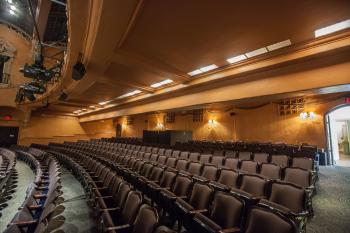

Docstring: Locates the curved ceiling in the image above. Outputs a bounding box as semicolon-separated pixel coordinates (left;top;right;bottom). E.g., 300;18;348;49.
27;0;350;117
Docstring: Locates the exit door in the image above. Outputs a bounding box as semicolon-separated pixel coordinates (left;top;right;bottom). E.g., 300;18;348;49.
0;126;19;148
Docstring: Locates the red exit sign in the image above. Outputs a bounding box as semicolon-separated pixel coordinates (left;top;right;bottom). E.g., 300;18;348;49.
346;97;350;104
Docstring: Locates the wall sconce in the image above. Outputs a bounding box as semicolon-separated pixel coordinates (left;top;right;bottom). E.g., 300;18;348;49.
156;122;165;130
299;111;316;120
208;119;217;125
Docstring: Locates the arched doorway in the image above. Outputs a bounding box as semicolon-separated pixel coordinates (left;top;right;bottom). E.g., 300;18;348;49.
325;104;350;166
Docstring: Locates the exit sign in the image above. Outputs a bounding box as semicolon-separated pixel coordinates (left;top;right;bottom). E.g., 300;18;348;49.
346;97;350;104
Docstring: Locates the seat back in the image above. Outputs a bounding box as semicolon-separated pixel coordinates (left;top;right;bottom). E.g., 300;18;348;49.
260;163;281;180
179;151;190;160
240;160;258;174
211;156;225;166
245;206;298;233
284;167;311;188
292;157;314;171
132;204;159;233
159;169;177;188
165;157;177;168
172;174;192;197
149;166;164;181
217;169;239;188
253;153;269;163
172;150;181;158
115;182;132;208
121;191;143;225
240;174;267;196
158;148;165;156
175;159;189;171
164;149;173;157
189;182;214;210
238;152;252;160
189;152;200;162
269;181;306;213
210;191;244;228
199;154;212;164
150;153;159;162
201;164;218;181
271;155;289;168
157;155;167;165
224;158;239;170
224;150;236;158
187;162;203;176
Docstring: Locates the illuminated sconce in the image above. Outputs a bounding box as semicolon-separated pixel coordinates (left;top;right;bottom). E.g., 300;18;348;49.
299;111;316;120
156;122;165;130
208;119;217;125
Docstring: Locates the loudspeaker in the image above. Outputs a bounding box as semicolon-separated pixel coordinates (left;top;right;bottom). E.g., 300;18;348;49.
72;61;86;80
59;92;68;101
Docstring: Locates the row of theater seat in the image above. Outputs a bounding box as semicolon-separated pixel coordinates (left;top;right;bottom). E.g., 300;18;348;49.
41;141;312;233
47;147;169;233
61;141;316;194
0;148;17;217
4;149;63;233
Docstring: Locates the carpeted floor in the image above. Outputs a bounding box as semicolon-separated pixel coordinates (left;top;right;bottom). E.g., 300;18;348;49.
307;166;350;233
0;161;35;232
56;168;98;233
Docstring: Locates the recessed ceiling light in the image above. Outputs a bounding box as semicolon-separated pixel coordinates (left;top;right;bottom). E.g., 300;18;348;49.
9;5;16;11
82;108;87;111
150;79;173;88
99;100;112;105
245;47;268;58
227;54;247;64
199;64;218;72
188;64;218;76
117;90;142;99
315;19;350;38
9;9;15;15
188;69;202;76
267;39;292;51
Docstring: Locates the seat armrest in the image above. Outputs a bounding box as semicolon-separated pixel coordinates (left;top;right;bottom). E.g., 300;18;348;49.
10;220;38;227
28;204;43;210
189;209;208;214
106;224;131;232
220;227;240;233
100;207;121;212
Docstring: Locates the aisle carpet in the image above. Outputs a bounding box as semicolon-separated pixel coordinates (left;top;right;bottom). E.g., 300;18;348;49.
307;166;350;233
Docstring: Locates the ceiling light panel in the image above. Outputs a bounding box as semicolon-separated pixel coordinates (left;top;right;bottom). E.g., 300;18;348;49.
267;39;292;51
245;47;268;58
315;19;350;38
188;64;218;76
150;79;173;88
117;90;142;99
227;54;247;64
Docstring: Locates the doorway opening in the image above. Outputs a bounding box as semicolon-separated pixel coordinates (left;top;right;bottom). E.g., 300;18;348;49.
0;126;19;148
325;105;350;166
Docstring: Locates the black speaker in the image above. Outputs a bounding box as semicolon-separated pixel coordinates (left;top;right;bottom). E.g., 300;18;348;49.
59;92;68;101
72;61;86;80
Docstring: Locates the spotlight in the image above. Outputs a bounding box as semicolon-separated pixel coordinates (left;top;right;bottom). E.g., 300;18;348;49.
20;64;56;82
0;55;10;63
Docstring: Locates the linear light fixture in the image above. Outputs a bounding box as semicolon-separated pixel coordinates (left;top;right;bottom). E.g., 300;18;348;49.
245;47;268;58
227;54;247;64
98;100;112;105
117;90;142;99
188;64;218;76
315;19;350;38
267;39;292;51
150;79;173;88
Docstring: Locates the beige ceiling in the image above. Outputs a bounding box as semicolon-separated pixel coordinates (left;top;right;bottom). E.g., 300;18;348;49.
38;0;350;116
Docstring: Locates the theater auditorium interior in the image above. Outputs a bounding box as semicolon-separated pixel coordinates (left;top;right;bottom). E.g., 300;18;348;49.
0;0;350;233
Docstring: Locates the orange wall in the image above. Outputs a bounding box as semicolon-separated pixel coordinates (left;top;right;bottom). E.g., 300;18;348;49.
116;98;345;148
